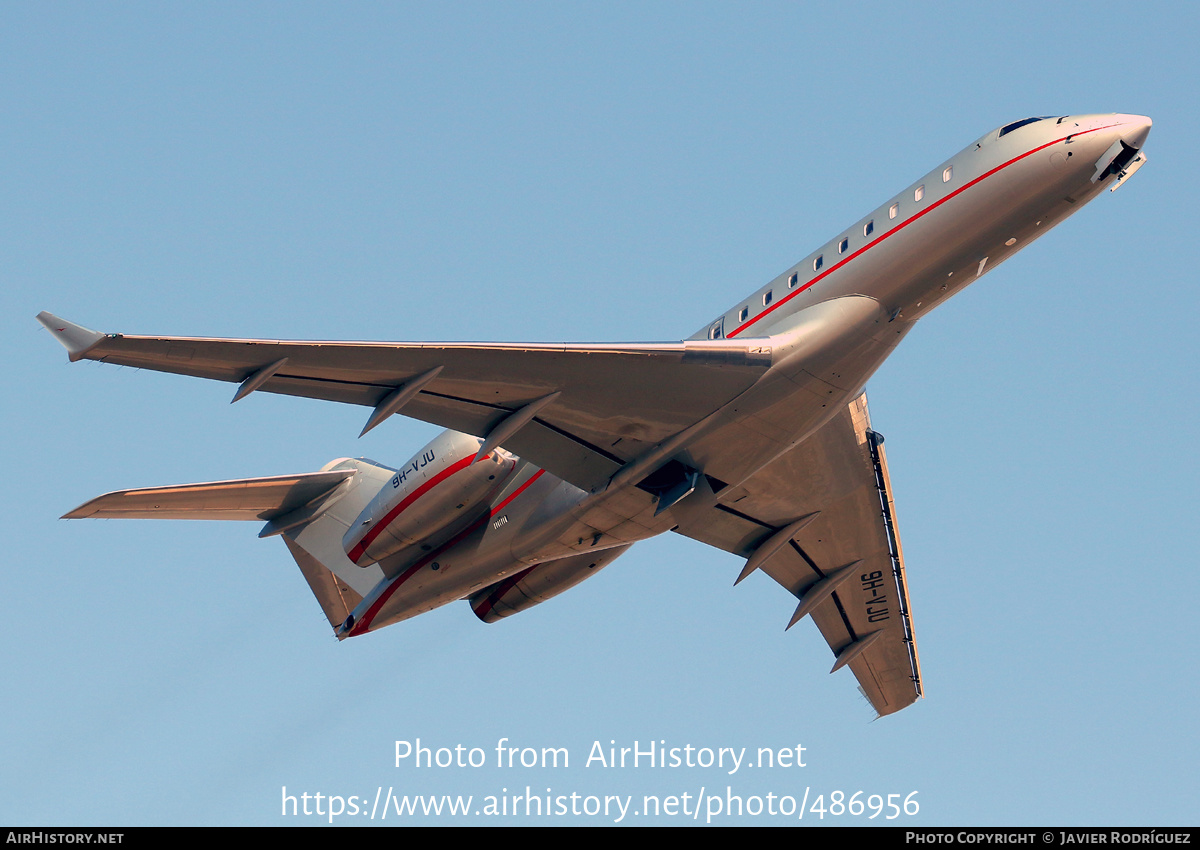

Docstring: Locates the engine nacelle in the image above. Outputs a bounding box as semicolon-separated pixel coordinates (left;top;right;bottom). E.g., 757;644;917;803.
468;544;632;623
344;430;516;566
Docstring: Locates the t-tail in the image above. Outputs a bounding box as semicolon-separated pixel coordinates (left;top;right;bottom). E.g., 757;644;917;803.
63;456;398;633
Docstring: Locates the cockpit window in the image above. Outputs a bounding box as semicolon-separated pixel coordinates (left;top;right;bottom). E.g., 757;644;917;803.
998;116;1053;137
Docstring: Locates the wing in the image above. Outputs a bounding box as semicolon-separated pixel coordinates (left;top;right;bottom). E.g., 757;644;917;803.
41;313;921;714
38;312;770;493
673;393;922;717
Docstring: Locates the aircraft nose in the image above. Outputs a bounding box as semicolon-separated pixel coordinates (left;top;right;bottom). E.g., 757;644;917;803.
1116;114;1152;149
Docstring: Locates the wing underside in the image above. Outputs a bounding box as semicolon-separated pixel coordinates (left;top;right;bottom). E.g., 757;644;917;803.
43;312;921;715
674;394;922;716
37;312;771;493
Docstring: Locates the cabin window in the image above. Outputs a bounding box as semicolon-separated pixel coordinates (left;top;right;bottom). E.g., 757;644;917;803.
914;185;925;202
788;272;798;288
763;290;773;306
838;237;849;254
864;220;874;237
709;321;723;339
738;306;748;322
889;203;899;219
943;166;953;183
813;255;823;272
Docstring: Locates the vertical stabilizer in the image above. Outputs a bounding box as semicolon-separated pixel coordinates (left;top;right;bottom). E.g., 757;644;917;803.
277;457;396;636
283;536;365;629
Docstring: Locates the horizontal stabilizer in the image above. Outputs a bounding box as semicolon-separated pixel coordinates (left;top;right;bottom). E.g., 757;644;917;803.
63;469;354;521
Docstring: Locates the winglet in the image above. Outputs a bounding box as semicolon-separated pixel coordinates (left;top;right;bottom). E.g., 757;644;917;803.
36;312;107;362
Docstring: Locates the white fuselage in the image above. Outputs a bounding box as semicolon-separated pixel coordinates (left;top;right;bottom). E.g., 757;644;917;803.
343;113;1152;636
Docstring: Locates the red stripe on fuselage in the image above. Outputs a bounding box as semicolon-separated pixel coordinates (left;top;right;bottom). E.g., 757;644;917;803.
725;124;1119;338
348;124;1123;635
488;468;547;516
348;468;548;636
471;565;537;620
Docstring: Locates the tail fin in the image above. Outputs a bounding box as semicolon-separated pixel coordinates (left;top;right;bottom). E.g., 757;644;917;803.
276;458;397;635
64;457;397;636
281;536;365;632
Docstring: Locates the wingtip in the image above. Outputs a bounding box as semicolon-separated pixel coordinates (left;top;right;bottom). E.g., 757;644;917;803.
37;312;106;362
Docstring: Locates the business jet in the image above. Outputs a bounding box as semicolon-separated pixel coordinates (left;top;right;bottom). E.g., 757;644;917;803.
39;112;1151;716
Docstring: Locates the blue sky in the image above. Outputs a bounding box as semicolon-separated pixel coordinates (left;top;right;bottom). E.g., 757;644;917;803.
4;2;1197;826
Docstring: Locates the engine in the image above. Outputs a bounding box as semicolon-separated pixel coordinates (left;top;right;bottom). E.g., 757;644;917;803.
344;430;517;566
468;544;632;623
